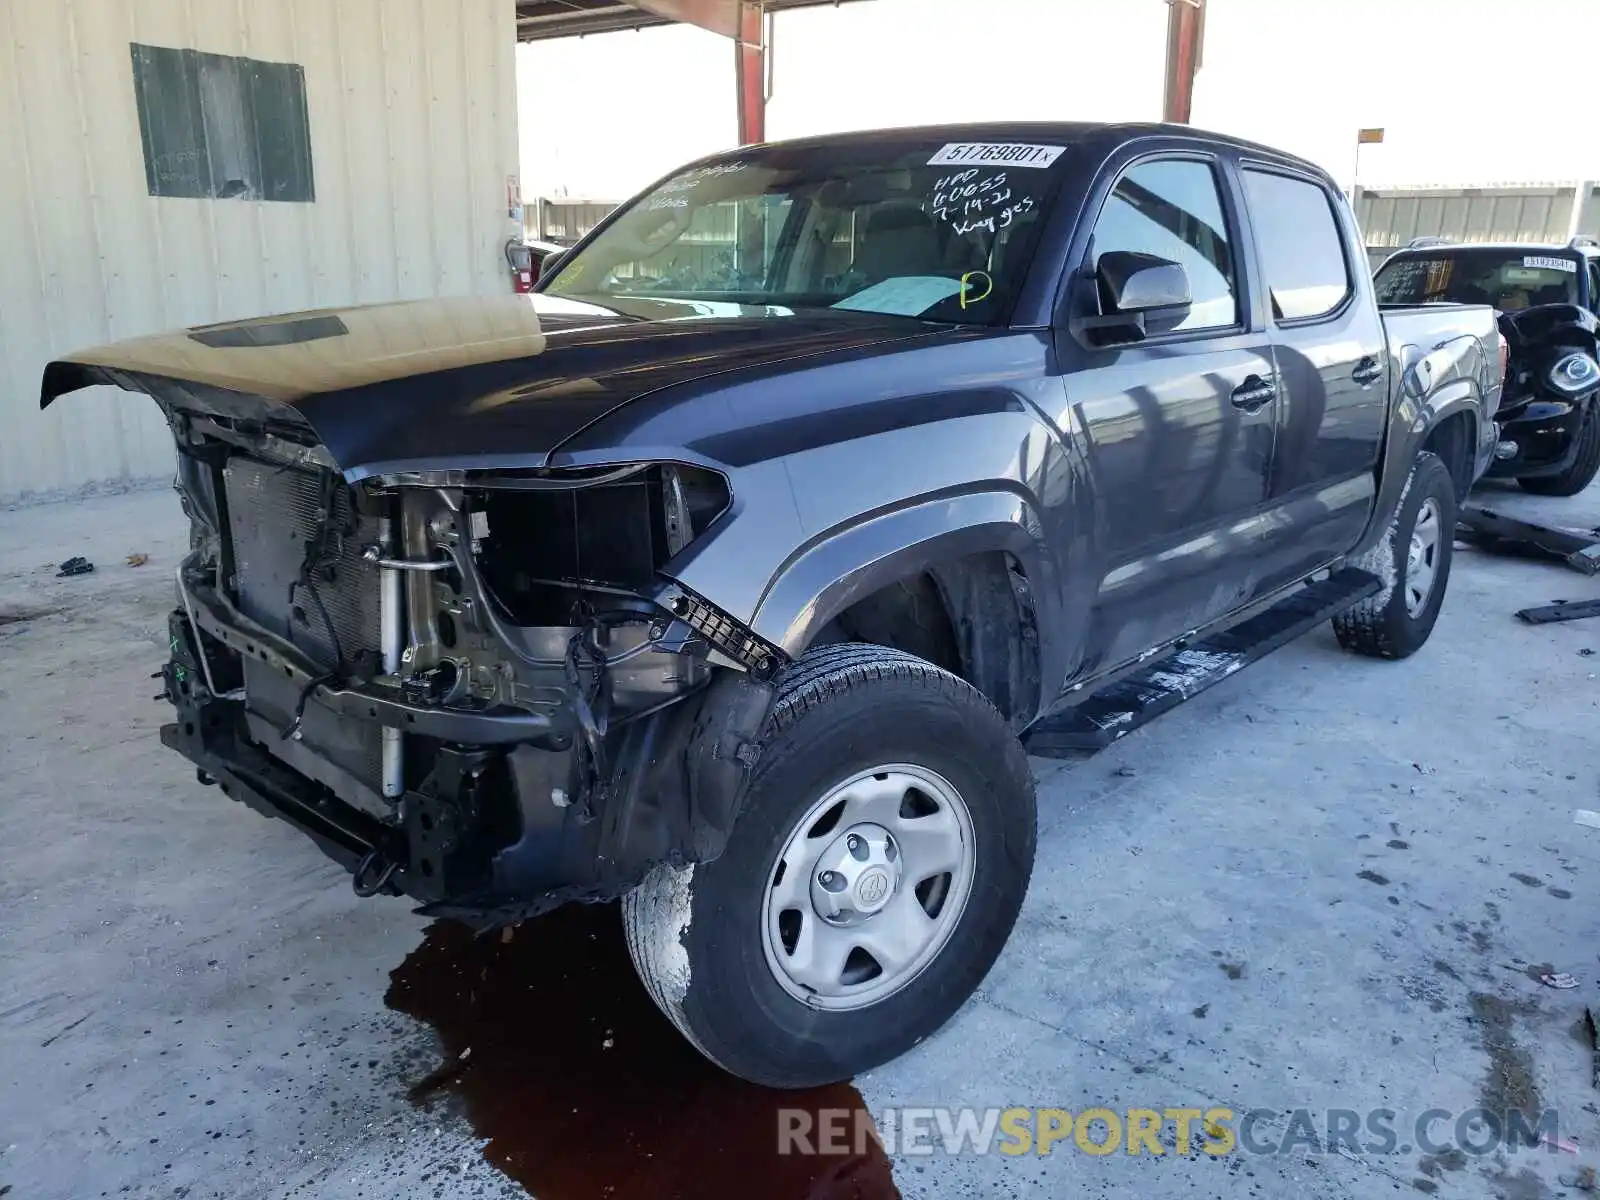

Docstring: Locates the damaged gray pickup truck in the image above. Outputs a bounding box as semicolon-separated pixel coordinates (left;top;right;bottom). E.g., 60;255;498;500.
42;122;1503;1088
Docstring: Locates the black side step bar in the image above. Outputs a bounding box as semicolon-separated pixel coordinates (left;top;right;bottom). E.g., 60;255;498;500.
1023;568;1381;759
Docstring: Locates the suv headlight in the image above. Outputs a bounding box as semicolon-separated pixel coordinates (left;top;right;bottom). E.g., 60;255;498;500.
1548;352;1600;397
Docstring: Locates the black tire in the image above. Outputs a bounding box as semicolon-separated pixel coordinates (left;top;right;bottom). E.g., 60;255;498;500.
1333;451;1455;659
1518;401;1600;496
622;643;1036;1088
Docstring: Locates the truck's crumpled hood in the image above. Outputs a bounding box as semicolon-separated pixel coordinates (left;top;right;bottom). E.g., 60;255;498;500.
40;292;929;479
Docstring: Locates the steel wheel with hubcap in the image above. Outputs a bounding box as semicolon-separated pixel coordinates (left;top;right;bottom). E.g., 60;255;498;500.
762;763;975;1011
622;643;1037;1088
1404;496;1440;618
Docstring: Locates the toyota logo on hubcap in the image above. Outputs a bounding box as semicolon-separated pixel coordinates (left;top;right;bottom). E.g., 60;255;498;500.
856;868;890;908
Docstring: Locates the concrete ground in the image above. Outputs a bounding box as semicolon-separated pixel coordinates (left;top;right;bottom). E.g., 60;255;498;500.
3;478;1599;1200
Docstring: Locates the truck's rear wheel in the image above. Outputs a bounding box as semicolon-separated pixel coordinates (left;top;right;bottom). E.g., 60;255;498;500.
1333;450;1455;659
622;643;1036;1088
1518;400;1600;496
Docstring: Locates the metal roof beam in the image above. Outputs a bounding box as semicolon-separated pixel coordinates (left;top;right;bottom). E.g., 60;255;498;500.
515;0;864;43
630;0;744;40
516;3;673;41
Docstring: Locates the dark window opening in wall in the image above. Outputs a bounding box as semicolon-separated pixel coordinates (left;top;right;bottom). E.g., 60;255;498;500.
130;43;314;203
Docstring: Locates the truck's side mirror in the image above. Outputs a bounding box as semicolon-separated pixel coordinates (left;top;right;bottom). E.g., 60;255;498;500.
1075;251;1193;344
1100;250;1191;315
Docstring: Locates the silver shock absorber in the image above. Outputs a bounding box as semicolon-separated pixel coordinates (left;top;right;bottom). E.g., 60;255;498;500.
378;512;405;799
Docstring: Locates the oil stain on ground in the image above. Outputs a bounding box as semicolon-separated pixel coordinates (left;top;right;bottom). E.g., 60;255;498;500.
1466;991;1543;1143
386;906;899;1200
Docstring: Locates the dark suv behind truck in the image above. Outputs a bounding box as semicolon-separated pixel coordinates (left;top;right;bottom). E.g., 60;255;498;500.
42;122;1502;1087
1375;237;1600;493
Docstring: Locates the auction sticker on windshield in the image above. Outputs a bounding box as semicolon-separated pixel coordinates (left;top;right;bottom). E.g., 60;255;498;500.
928;143;1065;169
1524;255;1577;273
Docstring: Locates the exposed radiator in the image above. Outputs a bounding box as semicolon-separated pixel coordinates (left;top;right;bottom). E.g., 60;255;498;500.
223;458;381;674
223;457;387;804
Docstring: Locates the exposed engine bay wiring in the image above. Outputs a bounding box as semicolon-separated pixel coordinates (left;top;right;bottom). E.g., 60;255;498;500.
564;610;616;812
281;472;372;740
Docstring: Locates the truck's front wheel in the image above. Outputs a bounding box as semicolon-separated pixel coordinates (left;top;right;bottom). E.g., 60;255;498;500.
622;643;1036;1088
1333;450;1456;659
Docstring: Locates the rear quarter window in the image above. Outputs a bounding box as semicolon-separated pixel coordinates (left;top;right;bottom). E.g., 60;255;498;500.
1242;169;1351;322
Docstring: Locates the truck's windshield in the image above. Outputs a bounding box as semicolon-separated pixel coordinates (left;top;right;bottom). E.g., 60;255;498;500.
1374;248;1580;310
542;140;1070;325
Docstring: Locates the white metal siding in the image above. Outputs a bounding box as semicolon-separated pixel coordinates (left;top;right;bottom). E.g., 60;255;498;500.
0;0;520;501
1356;185;1588;250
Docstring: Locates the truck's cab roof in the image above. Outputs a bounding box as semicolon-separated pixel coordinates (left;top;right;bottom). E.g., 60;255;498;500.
692;120;1341;190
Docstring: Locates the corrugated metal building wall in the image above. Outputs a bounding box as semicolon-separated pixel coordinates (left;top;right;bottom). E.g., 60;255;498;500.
0;0;520;501
1357;182;1600;269
528;198;616;244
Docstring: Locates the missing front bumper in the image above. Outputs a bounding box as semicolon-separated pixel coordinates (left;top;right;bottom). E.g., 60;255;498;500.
161;605;775;925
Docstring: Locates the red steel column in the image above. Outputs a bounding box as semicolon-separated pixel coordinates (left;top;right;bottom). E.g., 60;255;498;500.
734;0;766;144
1162;0;1204;125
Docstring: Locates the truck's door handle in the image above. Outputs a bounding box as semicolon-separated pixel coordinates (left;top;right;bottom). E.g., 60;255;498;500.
1230;375;1277;411
1352;357;1383;386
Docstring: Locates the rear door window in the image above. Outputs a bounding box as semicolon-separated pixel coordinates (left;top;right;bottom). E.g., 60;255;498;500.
1242;170;1351;322
1088;158;1239;332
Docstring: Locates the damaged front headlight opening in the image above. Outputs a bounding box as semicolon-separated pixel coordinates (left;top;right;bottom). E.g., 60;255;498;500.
463;462;730;626
365;460;781;840
367;461;780;736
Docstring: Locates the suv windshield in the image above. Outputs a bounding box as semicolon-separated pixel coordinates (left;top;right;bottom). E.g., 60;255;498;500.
541;139;1071;325
1374;248;1580;310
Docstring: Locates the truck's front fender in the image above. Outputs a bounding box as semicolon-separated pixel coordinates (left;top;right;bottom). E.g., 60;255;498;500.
748;488;1058;655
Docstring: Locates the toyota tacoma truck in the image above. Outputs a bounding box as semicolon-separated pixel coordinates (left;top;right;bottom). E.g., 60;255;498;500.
41;122;1502;1088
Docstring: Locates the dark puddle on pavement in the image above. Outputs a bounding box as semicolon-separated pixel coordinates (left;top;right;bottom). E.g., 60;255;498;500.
387;906;899;1200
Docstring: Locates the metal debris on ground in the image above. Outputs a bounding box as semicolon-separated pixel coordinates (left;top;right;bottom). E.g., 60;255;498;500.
1457;505;1600;575
55;556;93;578
125;553;149;567
1576;811;1600;830
1538;971;1580;989
1517;598;1600;624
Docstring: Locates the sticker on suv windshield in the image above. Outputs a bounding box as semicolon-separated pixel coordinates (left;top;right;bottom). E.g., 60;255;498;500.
1524;255;1577;273
928;142;1065;169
